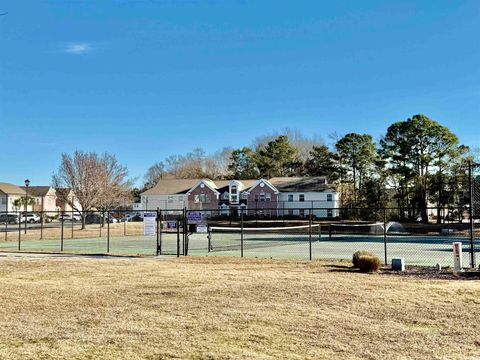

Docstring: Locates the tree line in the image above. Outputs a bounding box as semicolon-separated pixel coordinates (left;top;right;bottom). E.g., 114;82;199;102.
50;114;477;224
143;114;477;222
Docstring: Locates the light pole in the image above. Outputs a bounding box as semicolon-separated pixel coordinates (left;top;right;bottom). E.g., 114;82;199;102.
24;179;30;234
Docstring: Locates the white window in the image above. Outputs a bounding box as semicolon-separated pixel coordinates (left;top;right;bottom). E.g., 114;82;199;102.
327;209;333;217
168;196;174;203
259;192;266;202
199;194;210;203
299;209;305;217
254;194;259;202
231;185;237;194
194;195;200;203
266;193;271;202
327;194;333;202
288;194;293;202
299;194;305;202
0;197;6;205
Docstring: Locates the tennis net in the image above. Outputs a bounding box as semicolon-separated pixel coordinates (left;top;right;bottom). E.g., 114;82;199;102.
208;224;321;252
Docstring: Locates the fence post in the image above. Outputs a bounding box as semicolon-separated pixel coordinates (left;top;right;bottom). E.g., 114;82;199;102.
468;161;476;268
107;210;110;253
156;208;160;256
176;218;180;258
309;212;312;260
60;213;64;252
182;208;186;256
18;212;21;251
184;208;189;256
383;208;388;266
40;211;44;240
71;209;74;238
240;211;244;258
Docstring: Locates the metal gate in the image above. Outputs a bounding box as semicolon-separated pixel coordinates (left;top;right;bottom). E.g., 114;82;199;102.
156;210;187;257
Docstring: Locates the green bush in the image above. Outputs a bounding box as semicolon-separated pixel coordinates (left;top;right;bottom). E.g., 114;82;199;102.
352;250;373;268
358;255;381;273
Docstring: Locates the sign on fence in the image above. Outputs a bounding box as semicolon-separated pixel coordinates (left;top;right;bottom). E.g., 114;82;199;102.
196;224;208;233
187;211;203;224
167;220;177;229
143;212;156;236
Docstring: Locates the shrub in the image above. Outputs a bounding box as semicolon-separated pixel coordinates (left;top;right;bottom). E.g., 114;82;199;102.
358;255;381;273
352;250;373;268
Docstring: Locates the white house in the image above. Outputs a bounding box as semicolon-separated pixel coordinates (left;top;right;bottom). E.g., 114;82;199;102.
141;179;194;212
270;177;339;218
0;182;33;213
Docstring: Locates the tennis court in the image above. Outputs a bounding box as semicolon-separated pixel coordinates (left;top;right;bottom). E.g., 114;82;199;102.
1;227;475;267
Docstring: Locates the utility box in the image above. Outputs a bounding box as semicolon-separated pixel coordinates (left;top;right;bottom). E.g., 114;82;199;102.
392;258;405;271
453;242;463;272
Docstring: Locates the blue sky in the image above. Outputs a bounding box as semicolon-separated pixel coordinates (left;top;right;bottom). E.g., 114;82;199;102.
1;0;479;186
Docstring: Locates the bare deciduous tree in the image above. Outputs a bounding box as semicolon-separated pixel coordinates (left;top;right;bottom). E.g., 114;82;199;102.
52;151;133;228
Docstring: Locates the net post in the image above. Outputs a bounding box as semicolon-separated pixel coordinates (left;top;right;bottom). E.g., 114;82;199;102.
383;208;388;266
207;228;211;252
309;212;312;260
240;211;244;258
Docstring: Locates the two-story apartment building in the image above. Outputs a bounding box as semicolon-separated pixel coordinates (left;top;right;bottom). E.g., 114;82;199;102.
141;177;338;218
271;177;339;218
20;186;57;213
0;182;32;213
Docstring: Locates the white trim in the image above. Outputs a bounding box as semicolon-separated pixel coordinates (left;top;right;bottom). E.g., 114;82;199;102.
244;179;279;195
186;179;220;195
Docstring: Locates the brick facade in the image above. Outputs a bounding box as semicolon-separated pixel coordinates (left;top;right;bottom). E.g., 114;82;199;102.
246;182;278;216
187;184;219;211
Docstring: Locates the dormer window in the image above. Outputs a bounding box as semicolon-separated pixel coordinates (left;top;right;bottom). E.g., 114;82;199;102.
231;185;237;194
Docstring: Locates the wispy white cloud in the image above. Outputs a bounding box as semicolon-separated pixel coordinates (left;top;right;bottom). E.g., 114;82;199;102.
64;42;92;55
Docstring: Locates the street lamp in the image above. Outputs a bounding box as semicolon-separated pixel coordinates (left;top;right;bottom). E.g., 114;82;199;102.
24;179;30;234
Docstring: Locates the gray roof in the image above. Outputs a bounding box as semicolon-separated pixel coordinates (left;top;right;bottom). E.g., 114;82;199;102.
0;182;26;195
269;177;334;192
142;177;334;195
20;186;54;197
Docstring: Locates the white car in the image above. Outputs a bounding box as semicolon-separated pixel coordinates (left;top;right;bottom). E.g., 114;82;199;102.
59;213;82;222
20;213;41;224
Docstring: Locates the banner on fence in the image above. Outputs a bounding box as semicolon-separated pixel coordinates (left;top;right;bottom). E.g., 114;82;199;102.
187;211;203;224
143;212;157;236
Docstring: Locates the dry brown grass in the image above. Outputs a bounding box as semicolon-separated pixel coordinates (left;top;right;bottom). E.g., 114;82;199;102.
1;222;144;242
0;256;479;359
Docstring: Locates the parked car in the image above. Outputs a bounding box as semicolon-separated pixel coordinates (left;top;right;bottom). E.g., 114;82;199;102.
0;214;19;224
85;213;117;224
20;213;41;224
127;214;143;222
59;213;82;222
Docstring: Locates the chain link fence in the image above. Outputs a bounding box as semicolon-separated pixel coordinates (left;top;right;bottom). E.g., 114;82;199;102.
0;204;478;269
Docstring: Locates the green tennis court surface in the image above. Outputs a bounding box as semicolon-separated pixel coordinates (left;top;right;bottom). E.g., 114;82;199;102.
0;232;475;267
